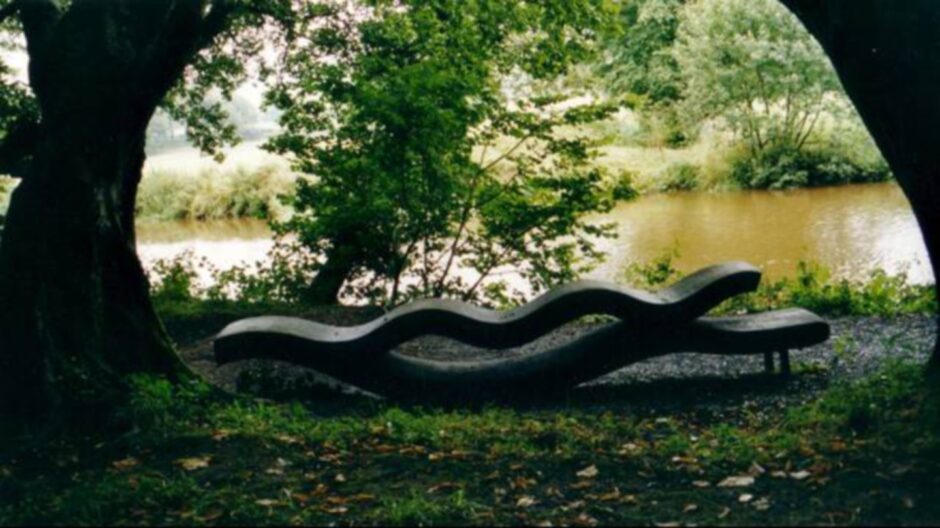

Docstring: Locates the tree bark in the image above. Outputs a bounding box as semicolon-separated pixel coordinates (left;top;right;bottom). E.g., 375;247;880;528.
779;0;940;370
305;248;356;306
0;119;183;426
0;0;236;429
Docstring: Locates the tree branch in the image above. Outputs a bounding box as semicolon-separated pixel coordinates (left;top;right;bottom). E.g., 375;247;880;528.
0;1;19;24
16;0;60;45
198;0;239;48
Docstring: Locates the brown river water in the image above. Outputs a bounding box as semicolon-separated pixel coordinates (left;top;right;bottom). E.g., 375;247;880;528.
137;182;933;289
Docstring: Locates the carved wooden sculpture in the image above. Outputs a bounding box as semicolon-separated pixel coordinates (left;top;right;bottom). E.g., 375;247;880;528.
214;262;830;398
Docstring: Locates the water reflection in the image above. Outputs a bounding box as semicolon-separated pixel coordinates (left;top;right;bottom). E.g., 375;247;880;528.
587;182;931;284
136;182;933;288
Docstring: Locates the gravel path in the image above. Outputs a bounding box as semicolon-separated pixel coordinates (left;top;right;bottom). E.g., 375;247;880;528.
176;313;936;413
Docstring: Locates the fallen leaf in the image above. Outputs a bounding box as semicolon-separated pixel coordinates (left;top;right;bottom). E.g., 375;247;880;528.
654;523;679;528
564;500;586;511
512;476;538;490
683;503;698;513
692;480;711;488
322;506;348;515
576;512;598;526
570;480;593;490
598;488;621;502
830;440;847;452
197;509;224;522
718;507;731;519
891;465;912;476
334;473;347;483
255;499;279;507
717;475;754;488
770;471;788;479
619;442;640;454
292;492;311;503
211;429;232;441
903;497;915;509
516;496;537;508
753;498;771;511
175;456;211;471
348;493;375;503
427;482;462;494
748;463;766;476
112;457;139;471
789;470;811;481
576;465;599;479
739;493;754;503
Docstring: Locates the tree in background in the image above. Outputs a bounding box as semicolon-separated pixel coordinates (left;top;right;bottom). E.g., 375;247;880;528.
266;0;618;306
597;0;687;144
673;0;839;156
599;0;889;188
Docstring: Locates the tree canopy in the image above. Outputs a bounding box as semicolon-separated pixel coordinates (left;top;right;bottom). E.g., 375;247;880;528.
264;0;619;306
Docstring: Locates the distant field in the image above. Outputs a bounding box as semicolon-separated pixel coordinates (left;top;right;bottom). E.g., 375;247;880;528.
145;139;290;174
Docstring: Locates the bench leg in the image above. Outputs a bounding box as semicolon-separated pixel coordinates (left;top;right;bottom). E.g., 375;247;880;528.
779;349;791;376
763;351;775;373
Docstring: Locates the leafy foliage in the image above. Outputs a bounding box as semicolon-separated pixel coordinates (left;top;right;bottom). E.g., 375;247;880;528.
598;0;890;187
728;137;892;190
622;251;937;317
672;0;842;155
656;162;699;192
136;164;294;221
266;0;619;306
599;0;685;106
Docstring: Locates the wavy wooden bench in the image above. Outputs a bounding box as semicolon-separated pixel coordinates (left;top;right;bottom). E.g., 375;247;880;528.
214;262;830;398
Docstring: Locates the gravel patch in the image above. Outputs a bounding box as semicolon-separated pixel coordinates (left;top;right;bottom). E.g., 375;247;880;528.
176;313;936;412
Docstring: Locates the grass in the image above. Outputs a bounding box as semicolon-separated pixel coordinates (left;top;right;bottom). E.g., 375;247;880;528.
622;252;936;318
136;164;296;222
1;360;939;525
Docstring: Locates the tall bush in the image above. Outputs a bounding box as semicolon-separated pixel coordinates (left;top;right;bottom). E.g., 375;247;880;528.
266;0;619;306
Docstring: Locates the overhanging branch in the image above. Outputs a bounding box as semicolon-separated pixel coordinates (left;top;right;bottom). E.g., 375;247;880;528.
0;1;19;24
199;0;238;45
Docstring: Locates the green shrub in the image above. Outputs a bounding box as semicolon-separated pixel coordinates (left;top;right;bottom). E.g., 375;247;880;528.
621;247;682;288
729;143;892;190
620;250;936;317
136;164;295;221
149;251;203;304
656;162;700;192
148;238;320;309
609;170;640;201
126;374;214;429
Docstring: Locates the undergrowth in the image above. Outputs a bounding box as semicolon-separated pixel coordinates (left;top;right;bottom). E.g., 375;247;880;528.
621;251;936;317
136;164;295;222
150;247;936;318
2;360;938;525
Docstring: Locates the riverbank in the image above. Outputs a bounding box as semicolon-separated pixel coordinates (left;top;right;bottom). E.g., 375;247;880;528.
2;312;938;525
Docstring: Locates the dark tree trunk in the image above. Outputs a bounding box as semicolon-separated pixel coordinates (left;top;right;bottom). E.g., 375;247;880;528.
0;1;236;429
0;117;182;425
305;248;356;306
780;0;940;370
